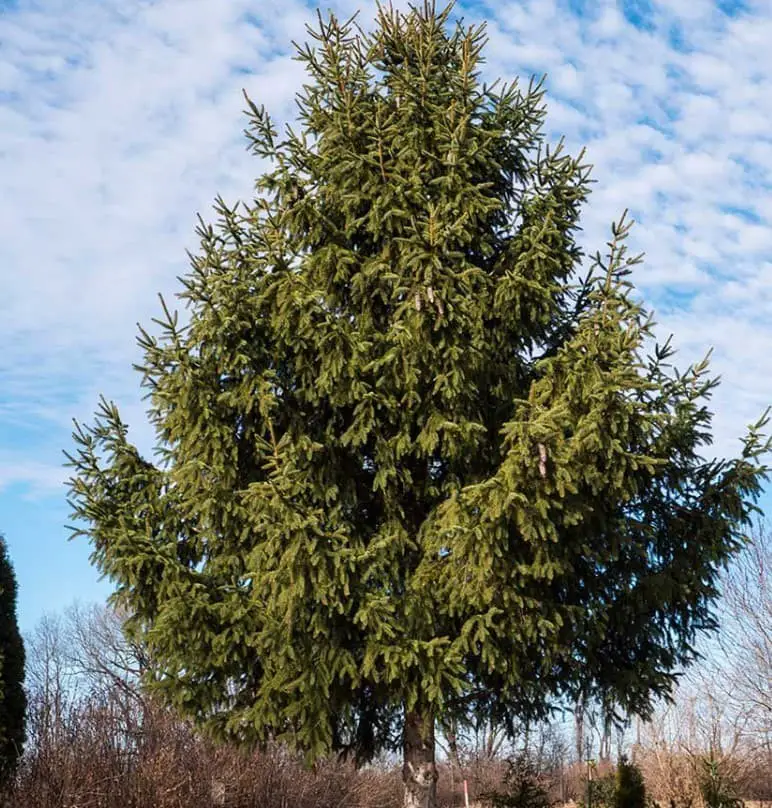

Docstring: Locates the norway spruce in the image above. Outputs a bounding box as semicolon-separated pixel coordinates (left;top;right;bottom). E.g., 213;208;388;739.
66;5;768;808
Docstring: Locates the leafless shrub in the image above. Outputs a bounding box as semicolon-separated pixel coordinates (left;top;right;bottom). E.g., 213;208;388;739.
9;604;411;808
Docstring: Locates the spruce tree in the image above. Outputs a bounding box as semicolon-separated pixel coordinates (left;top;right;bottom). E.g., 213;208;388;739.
614;756;646;808
66;4;769;807
0;536;25;790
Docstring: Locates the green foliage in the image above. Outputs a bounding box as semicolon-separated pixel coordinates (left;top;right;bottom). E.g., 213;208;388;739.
614;757;646;808
579;771;617;808
482;753;553;808
0;536;25;787
66;0;769;767
698;757;743;808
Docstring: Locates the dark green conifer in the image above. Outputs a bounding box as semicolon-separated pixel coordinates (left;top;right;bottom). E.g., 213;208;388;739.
65;4;769;807
0;536;25;790
614;756;646;808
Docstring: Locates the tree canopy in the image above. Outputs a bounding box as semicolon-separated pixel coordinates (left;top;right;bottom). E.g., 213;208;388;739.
66;3;769;807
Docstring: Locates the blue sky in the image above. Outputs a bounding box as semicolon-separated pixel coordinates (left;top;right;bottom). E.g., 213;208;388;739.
2;0;772;634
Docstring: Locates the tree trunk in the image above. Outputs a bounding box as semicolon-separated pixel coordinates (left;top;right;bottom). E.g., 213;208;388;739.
443;717;462;772
600;709;612;762
403;706;438;808
442;717;461;806
575;697;585;763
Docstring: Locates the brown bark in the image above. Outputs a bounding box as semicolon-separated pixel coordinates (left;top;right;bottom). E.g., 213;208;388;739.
403;706;438;808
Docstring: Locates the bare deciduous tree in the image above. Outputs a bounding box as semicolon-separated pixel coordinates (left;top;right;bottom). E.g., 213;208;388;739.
718;528;772;742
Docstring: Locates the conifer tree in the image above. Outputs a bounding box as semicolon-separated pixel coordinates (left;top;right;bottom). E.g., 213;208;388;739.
614;756;646;808
0;536;25;789
66;4;769;807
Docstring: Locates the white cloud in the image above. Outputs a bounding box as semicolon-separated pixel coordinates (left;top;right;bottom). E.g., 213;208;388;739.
0;455;66;498
1;0;772;481
477;0;772;457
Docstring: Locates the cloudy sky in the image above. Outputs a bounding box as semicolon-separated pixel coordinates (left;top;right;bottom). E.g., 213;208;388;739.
1;0;770;632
